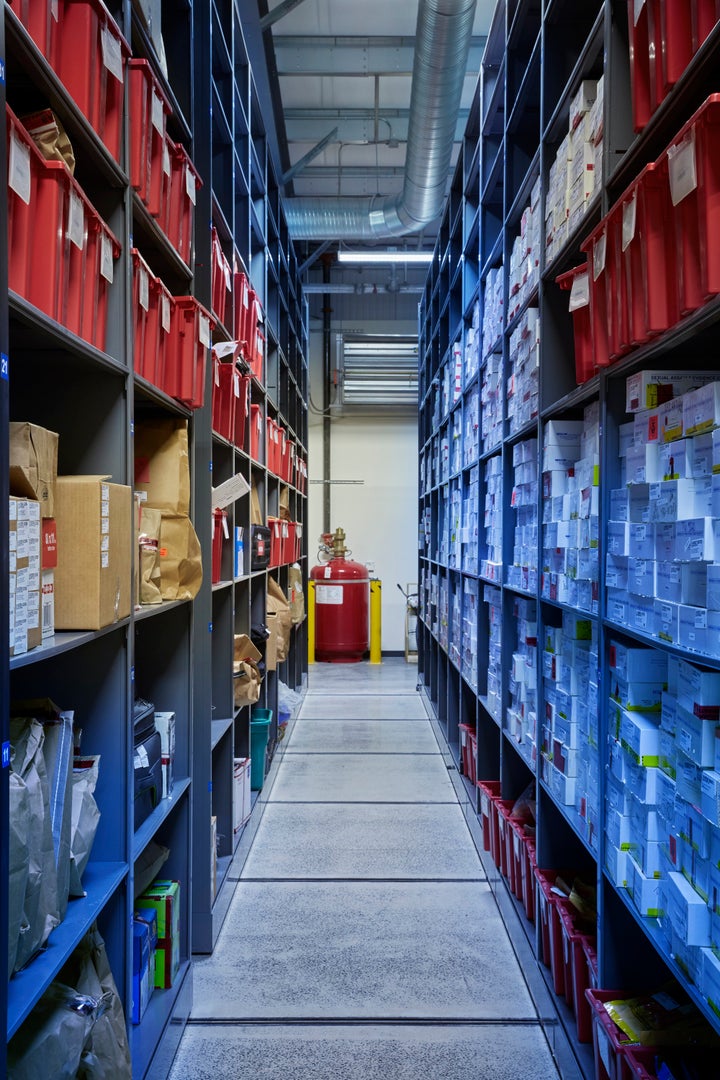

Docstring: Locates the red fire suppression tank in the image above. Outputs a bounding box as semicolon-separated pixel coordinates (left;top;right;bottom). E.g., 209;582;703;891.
310;528;369;662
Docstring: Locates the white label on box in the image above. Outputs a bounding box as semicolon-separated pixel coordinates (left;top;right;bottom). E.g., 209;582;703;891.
101;536;109;552
316;585;343;605
9;131;32;205
100;232;114;283
151;90;165;134
101;552;109;569
593;231;606;280
161;293;171;333
101;516;109;536
101;25;124;83
185;164;196;205
68;191;85;249
668;131;698;206
101;484;109;511
139;267;149;311
622;193;637;252
199;314;211;348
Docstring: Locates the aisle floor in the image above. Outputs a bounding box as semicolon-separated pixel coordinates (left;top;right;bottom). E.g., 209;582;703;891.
170;660;566;1079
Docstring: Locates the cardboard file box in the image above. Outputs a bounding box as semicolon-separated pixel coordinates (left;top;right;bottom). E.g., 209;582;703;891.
9;421;59;516
53;475;132;630
138;879;181;988
9;496;42;656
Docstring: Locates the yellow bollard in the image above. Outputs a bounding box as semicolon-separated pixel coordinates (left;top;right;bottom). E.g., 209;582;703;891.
307;580;316;665
369;579;382;664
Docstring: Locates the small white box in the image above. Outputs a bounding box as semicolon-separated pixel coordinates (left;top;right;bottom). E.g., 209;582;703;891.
678;605;708;652
619;707;661;765
660;399;685;443
675;701;717;768
605;554;628;589
233;757;252;833
605;840;630;888
606;805;633;850
659;438;691;480
677;659;720;718
664;870;711;947
701;770;720;827
629;859;662;917
627;558;656;597
654;521;676;561
655;599;680;645
627;371;716;414
683;382;720;437
626;442;661;484
674;517;716;562
609;641;667;683
628;522;655;560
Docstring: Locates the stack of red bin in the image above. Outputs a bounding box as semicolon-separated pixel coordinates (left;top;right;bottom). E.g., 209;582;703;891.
563;93;720;387
7;106;121;351
211;351;250;446
211;507;229;584
128;58;173;215
211;227;232;327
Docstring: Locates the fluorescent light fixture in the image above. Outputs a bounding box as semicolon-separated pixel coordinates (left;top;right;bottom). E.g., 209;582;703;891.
337;249;433;265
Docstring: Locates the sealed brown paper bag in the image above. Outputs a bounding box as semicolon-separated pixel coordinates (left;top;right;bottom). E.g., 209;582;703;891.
287;565;306;625
158;515;203;600
266;577;292;668
139;506;163;605
134;420;190;515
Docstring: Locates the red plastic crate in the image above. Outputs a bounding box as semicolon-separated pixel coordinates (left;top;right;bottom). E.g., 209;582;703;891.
619;159;678;346
664;94;720;315
509;818;526;902
283;521;296;564
250;325;265;383
233;268;250;346
211;358;242;442
534;868;575;991
459;723;473;779
7;106;47;302
165;296;214;408
276;426;287;479
477;779;501;854
132;248;153;379
692;0;720;50
656;0;693;94
628;0;653;132
580;219;611;371
146;274;174;390
268;517;283;568
496;800;516;887
128;58;173;214
572;932;597;1044
585;989;639;1080
55;0;130;163
234;374;250;450
559;904;592;1013
211;226;232;326
167;140;202;265
85;211;120;350
623;1044;719;1079
242;289;260;367
556;264;594;384
211;508;228;585
9;0;59;63
249;404;263;462
520;836;536;922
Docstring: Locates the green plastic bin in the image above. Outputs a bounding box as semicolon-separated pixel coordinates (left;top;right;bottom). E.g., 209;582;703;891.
250;708;273;790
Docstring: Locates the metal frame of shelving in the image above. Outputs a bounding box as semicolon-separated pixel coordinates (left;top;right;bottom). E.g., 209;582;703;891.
3;1;307;1075
418;1;720;1076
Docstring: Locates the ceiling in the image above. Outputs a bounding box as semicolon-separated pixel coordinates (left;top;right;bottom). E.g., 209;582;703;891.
258;0;495;275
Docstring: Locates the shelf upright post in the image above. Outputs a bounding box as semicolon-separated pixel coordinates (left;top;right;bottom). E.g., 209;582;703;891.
0;8;9;1069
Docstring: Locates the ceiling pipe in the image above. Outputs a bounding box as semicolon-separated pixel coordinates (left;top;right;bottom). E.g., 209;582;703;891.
284;0;478;241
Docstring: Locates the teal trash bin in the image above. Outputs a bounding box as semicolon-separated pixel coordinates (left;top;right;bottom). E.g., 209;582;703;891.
250;708;273;790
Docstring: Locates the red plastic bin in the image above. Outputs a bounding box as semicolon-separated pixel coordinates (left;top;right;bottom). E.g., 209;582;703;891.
128;58;173;214
663;94;720;316
250;326;265;383
283;439;296;485
167;140;202;265
496;800;516;888
459;723;474;779
477;780;501;854
55;0;130;163
656;1;693;95
211;357;242;442
249;404;263;462
556;264;594;385
534;867;574;994
165;296;214;408
692;0;720;50
628;0;653;132
211;226;232;326
9;0;59;63
211;508;228;585
623;1044;720;1079
85;211;120;351
233;373;250;450
520;836;536;922
268;517;283;568
132;248;154;379
283;521;297;564
266;418;280;474
509;818;526;902
572;932;597;1044
276;426;287;480
146;274;174;390
618;159;678;346
7;106;48;302
233;268;250;346
585;989;639;1080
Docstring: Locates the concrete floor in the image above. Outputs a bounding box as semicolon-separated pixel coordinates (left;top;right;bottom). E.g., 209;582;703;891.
170;659;564;1078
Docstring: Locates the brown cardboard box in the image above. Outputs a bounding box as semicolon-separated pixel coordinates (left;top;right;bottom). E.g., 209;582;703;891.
9;496;42;656
9;422;59;516
54;476;132;630
134;419;190;515
266;577;291;671
41;518;57;640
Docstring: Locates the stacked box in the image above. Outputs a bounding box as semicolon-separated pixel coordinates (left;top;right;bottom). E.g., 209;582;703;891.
507;597;537;767
465;300;481;384
138;879;181;989
450;408;463;476
485;585;502;720
463;385;480;468
543;613;598;828
482;269;503;360
542;404;600;613
507;178;541;322
462;465;479;576
449;583;462;669
610;375;720;657
480;453;502;583
9;496;42;657
546;78;604;264
481;348;504;451
448;480;462;569
507;307;540;434
462;578;479;690
507;437;538;593
438;575;449;650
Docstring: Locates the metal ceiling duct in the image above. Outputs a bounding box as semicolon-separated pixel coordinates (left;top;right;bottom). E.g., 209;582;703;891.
284;0;478;241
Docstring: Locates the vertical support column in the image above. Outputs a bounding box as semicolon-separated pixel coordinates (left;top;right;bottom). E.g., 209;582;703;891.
0;10;9;1064
369;579;382;664
307;579;316;664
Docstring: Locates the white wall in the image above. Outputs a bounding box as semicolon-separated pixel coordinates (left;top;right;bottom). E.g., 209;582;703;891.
307;323;419;653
